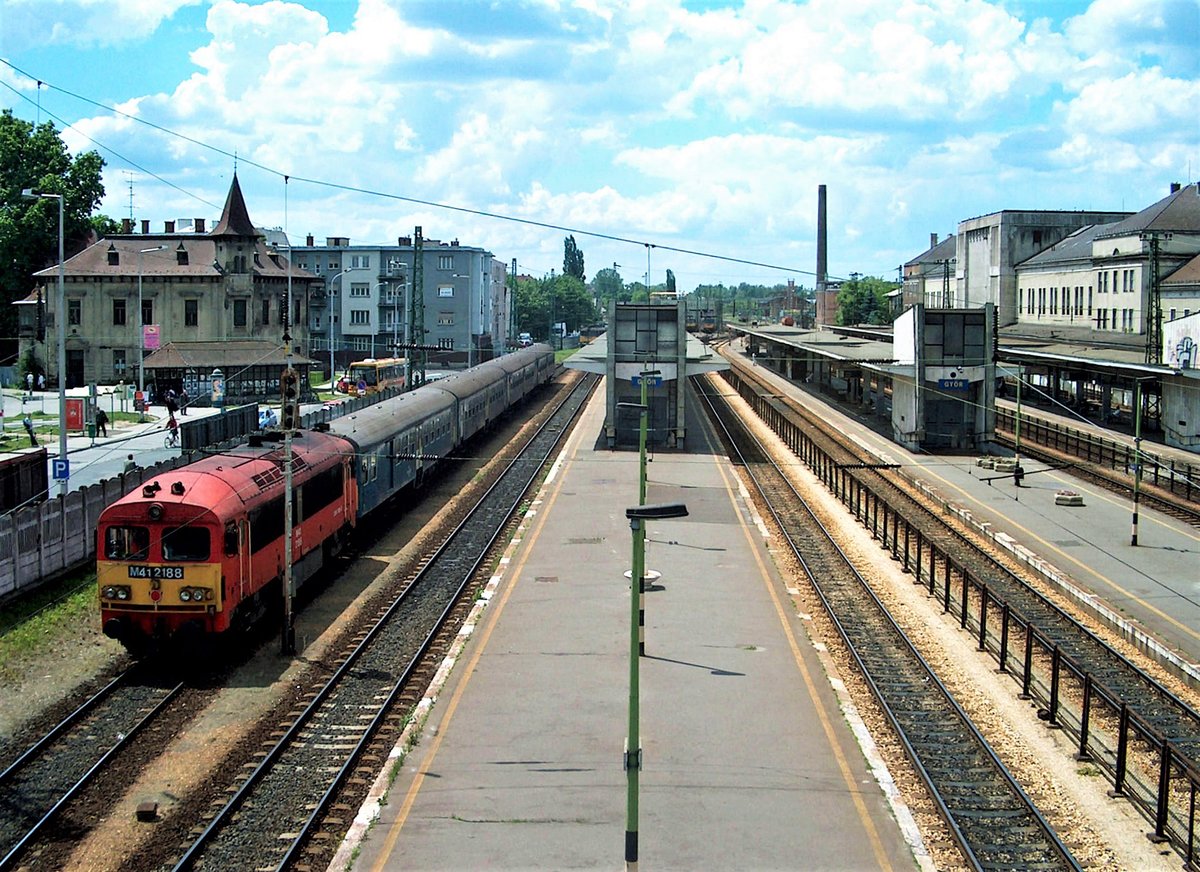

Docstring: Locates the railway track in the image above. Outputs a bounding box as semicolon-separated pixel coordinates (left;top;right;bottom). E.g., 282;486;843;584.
991;425;1200;529
720;356;1200;861
169;373;598;872
0;669;183;871
695;377;1081;871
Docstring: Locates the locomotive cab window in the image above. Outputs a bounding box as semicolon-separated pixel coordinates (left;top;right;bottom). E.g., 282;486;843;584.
105;525;150;561
162;526;211;561
224;521;240;557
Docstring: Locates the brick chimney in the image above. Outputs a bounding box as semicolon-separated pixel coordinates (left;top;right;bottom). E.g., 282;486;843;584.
141;219;150;234
195;218;206;233
930;232;938;249
1170;182;1182;194
121;218;133;234
165;220;175;233
306;234;314;246
398;236;411;246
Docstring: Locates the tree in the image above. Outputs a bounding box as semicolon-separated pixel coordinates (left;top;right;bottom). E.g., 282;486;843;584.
836;274;896;326
563;234;585;282
666;269;676;295
592;266;623;312
0;110;108;360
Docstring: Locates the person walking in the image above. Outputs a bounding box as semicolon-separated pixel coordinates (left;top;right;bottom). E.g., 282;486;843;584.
95;407;109;437
22;414;37;446
179;387;189;415
124;454;137;474
36;373;45;391
25;373;33;397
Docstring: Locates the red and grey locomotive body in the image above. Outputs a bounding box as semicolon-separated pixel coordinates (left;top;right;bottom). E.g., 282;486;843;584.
97;430;355;650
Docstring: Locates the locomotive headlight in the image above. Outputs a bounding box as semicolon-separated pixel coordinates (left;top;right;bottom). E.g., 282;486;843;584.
179;588;192;602
102;586;116;599
116;587;130;600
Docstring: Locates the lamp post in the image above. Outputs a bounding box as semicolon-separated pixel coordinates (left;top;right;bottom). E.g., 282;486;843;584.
326;269;349;389
136;245;166;422
1131;377;1154;546
622;501;688;871
22;189;67;496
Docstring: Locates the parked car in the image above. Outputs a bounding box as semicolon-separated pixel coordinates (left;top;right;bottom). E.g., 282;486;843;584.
258;408;279;429
518;332;533;347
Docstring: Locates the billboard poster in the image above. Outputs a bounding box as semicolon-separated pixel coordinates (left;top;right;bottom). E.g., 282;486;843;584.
143;324;161;350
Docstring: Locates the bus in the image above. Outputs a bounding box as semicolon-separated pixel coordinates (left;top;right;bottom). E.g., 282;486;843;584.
344;357;406;396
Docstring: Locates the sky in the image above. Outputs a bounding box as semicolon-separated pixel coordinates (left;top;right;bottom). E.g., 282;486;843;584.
1;0;1198;292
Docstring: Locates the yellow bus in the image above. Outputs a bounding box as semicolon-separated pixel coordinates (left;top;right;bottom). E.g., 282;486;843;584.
345;357;406;395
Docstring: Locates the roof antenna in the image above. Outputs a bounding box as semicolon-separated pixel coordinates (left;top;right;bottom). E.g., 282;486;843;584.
233;149;238;175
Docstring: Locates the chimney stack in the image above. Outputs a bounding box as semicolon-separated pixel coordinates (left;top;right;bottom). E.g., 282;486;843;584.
165;220;175;233
141;219;150;234
121;218;132;234
816;184;827;293
1170;182;1182;194
306;234;314;246
930;232;938;249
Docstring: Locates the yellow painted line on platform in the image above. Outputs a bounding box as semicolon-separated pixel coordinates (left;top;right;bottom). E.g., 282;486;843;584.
369;401;591;872
914;460;1200;646
695;389;895;872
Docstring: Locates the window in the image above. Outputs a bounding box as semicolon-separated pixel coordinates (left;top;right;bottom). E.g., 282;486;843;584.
350;309;370;325
438;286;454;298
185;299;198;326
1170;308;1177;321
234;299;248;327
350;336;371;351
328;260;340;270
437;312;454;325
438;255;453;270
68;299;81;326
262;298;271;326
163;526;211;561
142;299;153;326
113;299;126;326
1087;288;1093;316
350;283;370;297
113;349;127;377
437;337;454;349
104;525;149;560
351;255;370;269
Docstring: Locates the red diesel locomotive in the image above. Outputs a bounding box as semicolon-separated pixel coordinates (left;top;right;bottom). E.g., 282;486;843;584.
97;430;355;652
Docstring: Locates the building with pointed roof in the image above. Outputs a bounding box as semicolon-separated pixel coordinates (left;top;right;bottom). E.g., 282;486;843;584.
17;175;316;395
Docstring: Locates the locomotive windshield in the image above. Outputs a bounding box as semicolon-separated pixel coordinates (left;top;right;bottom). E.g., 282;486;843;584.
104;526;150;561
162;526;211;561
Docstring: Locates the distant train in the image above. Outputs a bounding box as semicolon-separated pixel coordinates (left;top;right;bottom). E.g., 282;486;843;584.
96;345;555;653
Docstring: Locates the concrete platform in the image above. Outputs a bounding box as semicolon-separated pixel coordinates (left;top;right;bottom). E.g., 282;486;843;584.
337;381;925;871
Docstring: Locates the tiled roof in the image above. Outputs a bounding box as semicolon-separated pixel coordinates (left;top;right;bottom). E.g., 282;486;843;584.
1163;253;1200;287
143;340;317;370
211;173;259;237
1019;224;1103;267
33;235;315;280
1095;184;1200;239
905;234;957;269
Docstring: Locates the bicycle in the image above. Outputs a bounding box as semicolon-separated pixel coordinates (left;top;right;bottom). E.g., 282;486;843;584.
164;428;180;449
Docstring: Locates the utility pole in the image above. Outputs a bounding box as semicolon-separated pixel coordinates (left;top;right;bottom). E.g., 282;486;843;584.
412;227;425;386
1142;231;1171;365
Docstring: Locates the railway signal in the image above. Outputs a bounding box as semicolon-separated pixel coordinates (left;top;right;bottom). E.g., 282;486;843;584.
280;367;300;430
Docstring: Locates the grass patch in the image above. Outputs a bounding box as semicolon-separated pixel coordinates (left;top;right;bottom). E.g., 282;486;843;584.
554;348;577;363
0;572;96;679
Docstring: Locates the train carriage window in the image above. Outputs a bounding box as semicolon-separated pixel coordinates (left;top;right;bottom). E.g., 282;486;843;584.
224;521;239;557
163;526;211;561
105;525;150;560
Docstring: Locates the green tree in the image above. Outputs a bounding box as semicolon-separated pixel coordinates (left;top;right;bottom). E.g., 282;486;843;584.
0;110;108;359
666;269;676;295
563;234;585;281
836;274;896;326
592;266;623;311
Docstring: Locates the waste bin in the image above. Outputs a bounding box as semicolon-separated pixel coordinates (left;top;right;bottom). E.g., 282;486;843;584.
87;423;96;439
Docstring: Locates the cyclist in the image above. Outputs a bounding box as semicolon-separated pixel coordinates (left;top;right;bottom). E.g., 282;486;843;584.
166;413;179;446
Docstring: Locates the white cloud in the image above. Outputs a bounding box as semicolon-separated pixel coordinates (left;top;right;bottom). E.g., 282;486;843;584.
0;0;197;50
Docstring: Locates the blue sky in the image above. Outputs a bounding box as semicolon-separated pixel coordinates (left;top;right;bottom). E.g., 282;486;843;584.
1;0;1197;291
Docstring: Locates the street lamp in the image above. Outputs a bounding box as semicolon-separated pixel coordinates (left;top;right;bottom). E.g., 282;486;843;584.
326;269;349;389
622;501;688;871
22;189;67;496
137;245;166;422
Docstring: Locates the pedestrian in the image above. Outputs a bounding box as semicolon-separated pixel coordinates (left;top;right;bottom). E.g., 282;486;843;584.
22;414;37;447
95;407;109;437
165;392;178;416
37;373;45;391
179;387;189;415
124;454;137;474
25;373;33;397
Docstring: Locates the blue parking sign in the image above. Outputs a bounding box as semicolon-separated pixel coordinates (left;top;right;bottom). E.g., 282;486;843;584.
52;458;69;481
